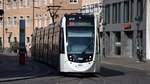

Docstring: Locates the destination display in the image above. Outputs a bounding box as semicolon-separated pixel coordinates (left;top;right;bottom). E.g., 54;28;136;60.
66;17;94;27
67;21;94;27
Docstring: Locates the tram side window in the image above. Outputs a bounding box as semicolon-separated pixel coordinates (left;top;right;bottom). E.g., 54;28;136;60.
60;28;64;53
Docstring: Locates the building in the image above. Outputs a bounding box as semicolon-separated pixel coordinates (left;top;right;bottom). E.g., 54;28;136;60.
81;0;102;13
103;0;150;60
0;0;81;51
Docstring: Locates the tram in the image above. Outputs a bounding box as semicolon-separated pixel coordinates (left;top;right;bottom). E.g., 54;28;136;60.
31;13;101;73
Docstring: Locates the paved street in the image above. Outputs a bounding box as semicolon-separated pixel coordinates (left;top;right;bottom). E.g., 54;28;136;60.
1;63;150;84
1;54;150;84
0;53;53;82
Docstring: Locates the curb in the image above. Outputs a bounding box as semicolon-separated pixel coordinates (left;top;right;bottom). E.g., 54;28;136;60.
0;61;51;82
0;71;51;82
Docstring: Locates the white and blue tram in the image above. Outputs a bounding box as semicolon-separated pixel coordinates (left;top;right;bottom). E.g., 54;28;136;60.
31;13;100;73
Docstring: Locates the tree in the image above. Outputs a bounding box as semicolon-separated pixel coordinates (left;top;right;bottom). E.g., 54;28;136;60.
10;41;19;53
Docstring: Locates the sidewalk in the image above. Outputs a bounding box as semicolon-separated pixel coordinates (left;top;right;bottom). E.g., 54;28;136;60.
0;52;52;82
102;57;150;71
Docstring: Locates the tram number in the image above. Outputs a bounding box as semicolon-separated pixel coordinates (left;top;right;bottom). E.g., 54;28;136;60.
78;57;83;61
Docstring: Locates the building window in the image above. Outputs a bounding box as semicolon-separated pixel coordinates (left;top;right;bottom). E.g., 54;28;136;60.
0;37;2;48
81;6;86;13
0;21;2;27
35;0;38;7
20;16;24;19
8;0;11;2
12;0;17;9
7;0;11;9
27;37;30;43
7;17;12;25
130;0;134;22
19;0;25;8
105;5;110;24
86;5;90;13
39;15;42;27
26;0;32;7
14;37;17;42
44;0;47;5
44;14;47;26
26;16;31;26
13;16;17;25
111;3;121;24
0;1;2;9
124;1;129;23
89;4;94;13
137;0;143;21
117;3;121;23
69;0;78;4
112;4;117;23
41;16;45;27
35;14;38;28
26;0;30;7
8;37;10;43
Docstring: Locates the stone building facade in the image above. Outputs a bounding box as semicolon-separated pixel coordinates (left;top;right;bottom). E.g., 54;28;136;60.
0;0;81;50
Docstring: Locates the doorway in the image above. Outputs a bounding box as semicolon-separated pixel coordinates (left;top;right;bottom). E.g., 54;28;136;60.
124;31;133;58
114;32;121;56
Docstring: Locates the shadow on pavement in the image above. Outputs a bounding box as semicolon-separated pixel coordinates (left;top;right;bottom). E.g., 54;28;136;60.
59;73;97;78
0;54;50;82
99;67;125;77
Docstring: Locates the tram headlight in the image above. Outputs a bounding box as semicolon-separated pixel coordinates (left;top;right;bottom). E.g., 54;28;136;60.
89;56;92;58
86;59;89;62
69;55;72;58
69;55;74;61
88;55;92;61
89;58;92;61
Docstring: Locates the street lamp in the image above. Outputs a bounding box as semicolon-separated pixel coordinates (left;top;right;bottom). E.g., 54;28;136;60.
33;0;34;31
0;9;4;50
47;5;61;26
102;21;106;58
135;16;144;61
47;1;61;52
2;0;4;51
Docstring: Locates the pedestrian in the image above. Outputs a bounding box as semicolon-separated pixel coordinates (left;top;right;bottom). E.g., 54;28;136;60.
28;44;31;52
136;46;145;62
18;47;27;65
26;43;31;57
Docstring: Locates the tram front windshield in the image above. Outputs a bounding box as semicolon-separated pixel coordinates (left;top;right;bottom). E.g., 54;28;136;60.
67;26;94;54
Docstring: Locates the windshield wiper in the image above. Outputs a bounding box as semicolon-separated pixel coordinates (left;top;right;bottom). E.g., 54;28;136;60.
81;40;93;55
81;32;94;55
